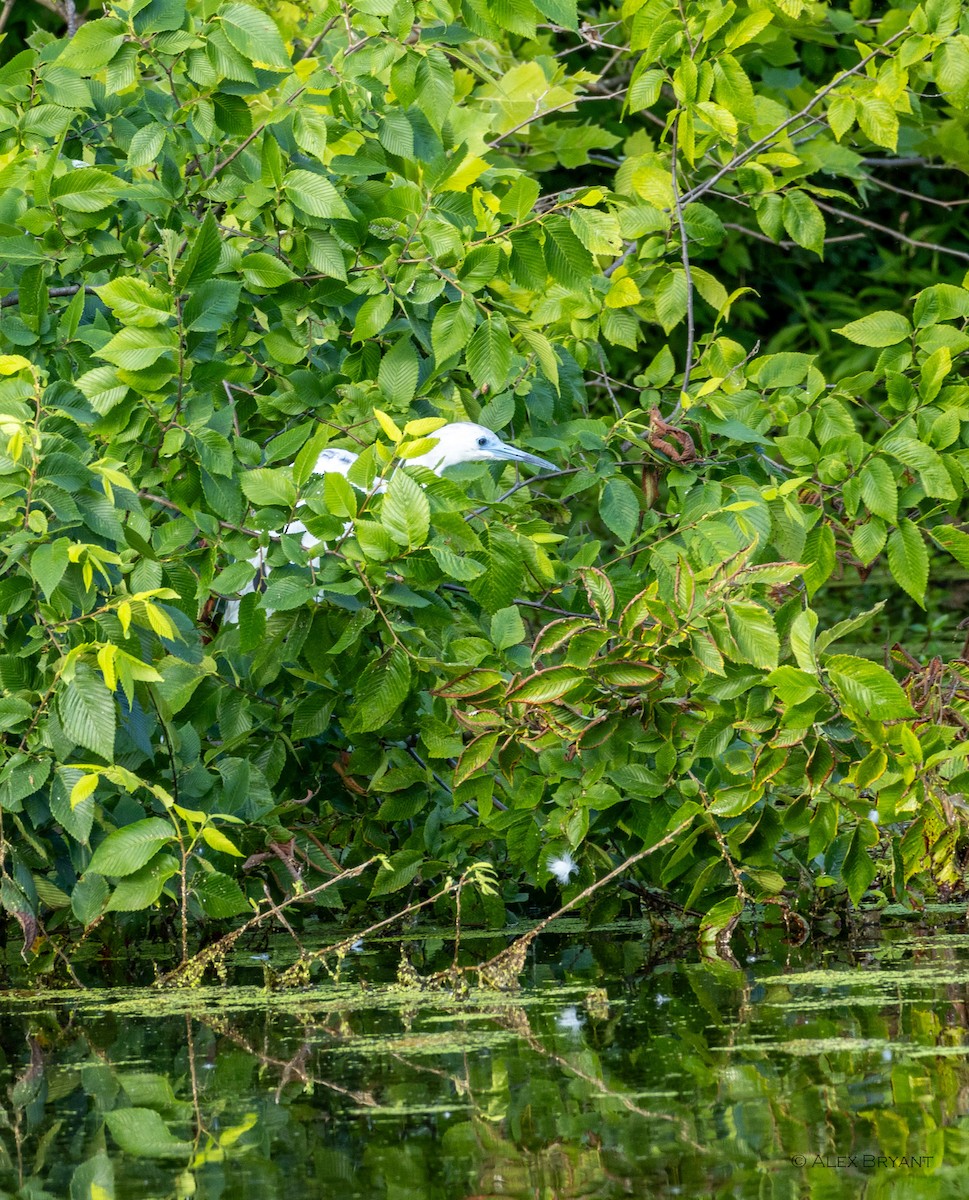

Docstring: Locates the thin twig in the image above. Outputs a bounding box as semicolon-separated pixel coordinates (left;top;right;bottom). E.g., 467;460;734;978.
722;222;866;249
1;284;95;309
862;173;969;208
0;0;16;34
669;117;695;419
487;89;626;148
812;199;969;264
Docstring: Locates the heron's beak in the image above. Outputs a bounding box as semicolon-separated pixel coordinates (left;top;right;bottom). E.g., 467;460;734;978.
487;444;557;473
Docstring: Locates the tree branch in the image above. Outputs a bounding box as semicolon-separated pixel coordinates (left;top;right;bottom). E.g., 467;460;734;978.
812;199;969;264
669;117;695;419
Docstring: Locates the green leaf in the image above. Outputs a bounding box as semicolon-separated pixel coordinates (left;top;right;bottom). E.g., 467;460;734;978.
127;123;167;167
96;277;172;328
782;191;825;257
96;326;178;370
353;293;394;342
370;849;424;898
56;18;127;69
491;605;526;650
856;97;898;149
71;875;108;926
823;654;916;720
834;311;911;347
432;298;476;365
59;665;115;760
378;338;419;405
466;317;513;392
75;366;129;414
506;665;585;704
878;434;955;500
176;212;221;289
51;168;124;212
725;601;779;668
542;216;593;288
104;1109;193;1159
219;2;291;70
467;526;523;613
182;279;241;331
194;870;249;917
860;457;897;522
931;525;969;570
282;169;351;219
429;545;486;581
842;824;878;906
346;648;411;733
382;469;430;548
599;478;640;542
887;518;928;607
240;468;296;507
31;537;69;599
87;818;176;877
104;852;179;911
240;252;298;289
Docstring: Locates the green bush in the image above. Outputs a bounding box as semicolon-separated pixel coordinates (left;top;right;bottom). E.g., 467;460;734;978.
1;0;968;968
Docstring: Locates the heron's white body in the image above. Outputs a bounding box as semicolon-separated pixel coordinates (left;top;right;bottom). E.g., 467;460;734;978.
223;423;554;624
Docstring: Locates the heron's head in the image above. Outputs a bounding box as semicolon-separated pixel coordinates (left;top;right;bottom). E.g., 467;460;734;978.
409;422;556;474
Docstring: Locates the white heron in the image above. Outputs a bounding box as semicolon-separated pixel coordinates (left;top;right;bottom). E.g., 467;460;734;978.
223;422;556;623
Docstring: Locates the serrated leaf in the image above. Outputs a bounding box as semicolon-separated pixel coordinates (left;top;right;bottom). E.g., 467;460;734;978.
467;526;523;613
346;647;411;733
51;168;124;212
599;478;639;542
466;317;513;392
382;469;430;548
59;665;116;760
842;824;877;906
835;311;911;347
353;293;393;342
725;601;779;668
491;605;526;650
104;851;179;911
87;818;175;877
378;338;419;405
183;279;241;331
887;518;928;606
240;468;296;507
127;123;167;167
282;169;351;219
96;276;172;327
96;326;178;370
219;2;291;70
429;545;486;581
104;1109;193;1159
506;665;585;703
823;654;915;720
860;457;897;522
782;191;825;257
931;525;969;570
454;732;500;785
432;298;476;365
369;849;423;898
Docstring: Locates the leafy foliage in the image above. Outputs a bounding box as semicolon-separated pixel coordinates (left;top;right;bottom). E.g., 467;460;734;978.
1;0;969;965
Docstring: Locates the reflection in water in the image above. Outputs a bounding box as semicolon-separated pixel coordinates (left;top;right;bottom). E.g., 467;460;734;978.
2;926;969;1198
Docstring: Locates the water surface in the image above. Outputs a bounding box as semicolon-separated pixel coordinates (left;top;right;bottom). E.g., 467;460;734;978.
2;918;968;1198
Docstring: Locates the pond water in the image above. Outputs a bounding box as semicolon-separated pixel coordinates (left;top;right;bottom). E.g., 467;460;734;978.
2;916;969;1199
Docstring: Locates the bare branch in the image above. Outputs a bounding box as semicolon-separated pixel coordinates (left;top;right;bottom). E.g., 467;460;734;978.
812;199;969;264
669;117;695;419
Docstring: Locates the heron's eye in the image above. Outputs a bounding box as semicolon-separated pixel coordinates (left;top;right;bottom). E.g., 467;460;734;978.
477;436;488;447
